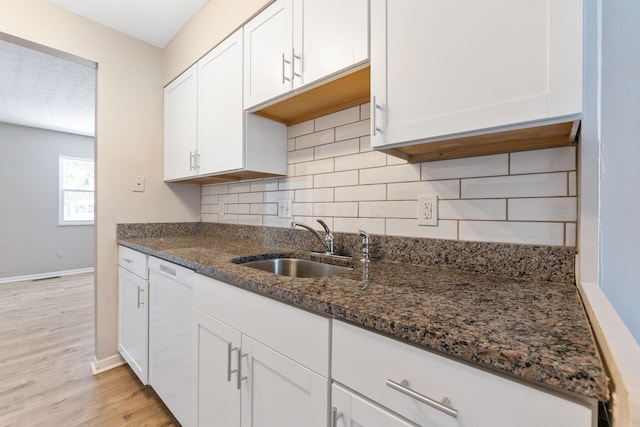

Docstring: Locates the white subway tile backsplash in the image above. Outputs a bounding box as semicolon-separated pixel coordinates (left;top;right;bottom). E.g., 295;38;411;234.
250;178;278;192
237;215;263;226
335;184;386;201
201;194;219;205
238;192;263;203
202;104;578;247
359;201;416;218
313;202;358;217
314;170;358;188
566;223;577;246
288;148;314;164
296;128;334;149
439;199;506;221
295;188;334;203
229;181;251;193
386;219;458;240
335;119;370;141
462;173;567;198
569;171;577;196
335;151;387;171
360;164;421;185
315;106;360;130
287;119;314;138
510;146;576;174
251;203;277;215
219;193;239;204
388;180;460;200
265;190;294;203
292;202;313;216
314;138;360;160
422;154;508;180
334;217;385;234
279;175;313;190
508;197;577;221
294;158;334;176
459;221;565;246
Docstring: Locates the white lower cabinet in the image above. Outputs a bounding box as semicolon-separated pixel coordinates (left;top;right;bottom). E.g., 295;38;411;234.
192;274;330;427
117;246;149;384
332;384;415;427
332;320;596;427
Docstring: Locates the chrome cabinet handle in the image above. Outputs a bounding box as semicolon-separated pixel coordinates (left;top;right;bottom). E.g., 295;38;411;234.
331;407;343;427
282;53;292;83
136;287;144;308
372;96;384;136
292;48;302;80
189;151;195;171
227;343;239;383
386;379;458;418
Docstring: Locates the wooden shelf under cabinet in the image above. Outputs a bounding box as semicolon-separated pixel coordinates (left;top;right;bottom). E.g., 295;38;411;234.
253;66;371;126
379;120;580;163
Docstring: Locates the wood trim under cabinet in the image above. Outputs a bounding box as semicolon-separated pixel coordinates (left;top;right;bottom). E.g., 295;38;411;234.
381;120;580;163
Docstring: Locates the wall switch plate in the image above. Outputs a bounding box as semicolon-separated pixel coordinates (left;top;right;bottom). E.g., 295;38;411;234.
417;195;438;226
218;202;225;217
133;176;145;192
278;198;292;218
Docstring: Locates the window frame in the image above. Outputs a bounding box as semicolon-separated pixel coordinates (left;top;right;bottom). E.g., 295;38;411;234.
58;155;95;226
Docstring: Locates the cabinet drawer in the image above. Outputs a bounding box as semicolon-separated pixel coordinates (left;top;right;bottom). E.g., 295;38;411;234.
332;321;594;427
118;245;148;279
194;274;330;377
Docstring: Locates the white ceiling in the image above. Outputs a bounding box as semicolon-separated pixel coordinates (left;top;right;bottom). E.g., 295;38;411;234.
0;38;96;136
46;0;210;48
0;1;208;137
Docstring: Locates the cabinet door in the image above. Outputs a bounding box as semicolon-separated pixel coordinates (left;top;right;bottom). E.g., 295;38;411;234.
370;0;582;148
332;384;416;427
193;308;241;427
244;0;294;108
299;0;369;87
117;266;148;385
198;29;244;175
164;63;198;180
240;335;328;427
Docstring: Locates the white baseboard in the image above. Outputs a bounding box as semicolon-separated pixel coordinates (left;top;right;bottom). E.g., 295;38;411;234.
0;268;94;284
90;353;126;375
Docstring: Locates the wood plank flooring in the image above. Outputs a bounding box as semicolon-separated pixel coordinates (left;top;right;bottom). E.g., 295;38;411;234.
0;273;179;426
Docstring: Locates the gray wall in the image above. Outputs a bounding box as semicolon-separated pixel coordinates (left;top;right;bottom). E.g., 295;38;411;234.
599;0;640;342
0;122;94;279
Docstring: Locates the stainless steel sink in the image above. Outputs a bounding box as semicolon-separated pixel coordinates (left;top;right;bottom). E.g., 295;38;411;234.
240;258;352;278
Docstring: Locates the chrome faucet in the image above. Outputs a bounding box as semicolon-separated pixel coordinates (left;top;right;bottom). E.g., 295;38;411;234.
359;230;371;262
291;219;334;254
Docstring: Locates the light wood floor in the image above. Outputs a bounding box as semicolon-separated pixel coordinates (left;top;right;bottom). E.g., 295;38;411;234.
0;273;179;426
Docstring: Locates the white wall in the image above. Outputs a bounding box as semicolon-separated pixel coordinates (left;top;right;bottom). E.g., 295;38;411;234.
599;0;640;342
0;123;94;279
0;0;201;362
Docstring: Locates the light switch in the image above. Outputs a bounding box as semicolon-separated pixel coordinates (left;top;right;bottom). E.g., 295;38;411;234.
133;176;145;192
278;198;292;218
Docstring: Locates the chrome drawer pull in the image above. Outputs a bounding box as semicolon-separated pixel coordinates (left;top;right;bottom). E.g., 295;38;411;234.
227;343;239;383
386;379;458;418
331;407;343;427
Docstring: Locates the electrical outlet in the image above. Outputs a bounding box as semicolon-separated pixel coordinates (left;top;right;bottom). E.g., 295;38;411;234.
278;198;292;218
417;195;438;226
218;202;225;217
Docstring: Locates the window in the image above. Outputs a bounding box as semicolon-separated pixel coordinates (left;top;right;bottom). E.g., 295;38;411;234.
59;156;94;225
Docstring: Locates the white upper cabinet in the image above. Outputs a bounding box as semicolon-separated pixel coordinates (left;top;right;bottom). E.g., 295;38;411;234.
370;0;583;150
164;29;287;183
164;64;198;181
198;29;244;174
244;0;369;109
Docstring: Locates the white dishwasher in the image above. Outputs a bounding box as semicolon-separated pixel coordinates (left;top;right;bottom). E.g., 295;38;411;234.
148;256;193;427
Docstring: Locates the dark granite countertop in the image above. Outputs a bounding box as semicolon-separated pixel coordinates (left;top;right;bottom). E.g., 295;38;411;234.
118;232;609;402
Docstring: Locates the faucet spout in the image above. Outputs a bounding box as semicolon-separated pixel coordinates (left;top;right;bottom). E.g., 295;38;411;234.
291;220;334;254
